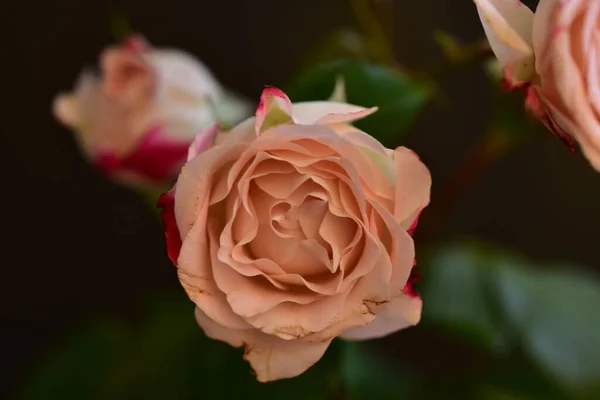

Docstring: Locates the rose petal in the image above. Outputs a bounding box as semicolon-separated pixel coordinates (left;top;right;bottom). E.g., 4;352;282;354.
195;307;332;382
474;0;535;66
255;86;293;134
174;142;246;239
100;47;154;104
291;101;377;125
341;293;422;340
187;124;219;161
53;94;80;127
391;147;432;229
157;187;181;265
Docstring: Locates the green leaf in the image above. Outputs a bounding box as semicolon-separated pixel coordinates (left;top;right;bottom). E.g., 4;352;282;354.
295;29;369;74
19;320;130;400
419;244;511;352
338;341;421;399
285;60;434;148
494;264;600;392
20;293;342;400
420;242;600;395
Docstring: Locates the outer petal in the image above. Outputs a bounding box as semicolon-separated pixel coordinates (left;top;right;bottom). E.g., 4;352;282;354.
391;147;432;229
291;101;377;125
474;0;535;66
113;127;191;182
255;87;293;134
532;0;561;60
341;293;422;340
187;124;219;161
195;307;332;382
157;187;181;265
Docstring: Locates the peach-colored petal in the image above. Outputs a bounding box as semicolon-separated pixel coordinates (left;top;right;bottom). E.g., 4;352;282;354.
391;147;432;229
341;293;422;340
177;205;251;330
245;284;375;342
195;307;332;382
291;101;377;125
255;87;293;134
474;0;535;66
174;142;246;238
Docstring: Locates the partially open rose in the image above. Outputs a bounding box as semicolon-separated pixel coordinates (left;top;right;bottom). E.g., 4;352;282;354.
159;87;432;381
474;0;600;171
53;34;251;185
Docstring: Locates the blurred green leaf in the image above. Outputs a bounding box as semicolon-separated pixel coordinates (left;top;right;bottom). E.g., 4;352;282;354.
286;60;433;147
339;341;422;399
420;242;600;396
494;264;600;393
296;28;369;74
108;11;133;42
19;320;130;400
420;244;510;352
20;294;342;400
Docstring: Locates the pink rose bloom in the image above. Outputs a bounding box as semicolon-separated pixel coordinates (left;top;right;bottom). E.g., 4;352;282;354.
474;0;600;171
159;87;432;382
53;35;251;186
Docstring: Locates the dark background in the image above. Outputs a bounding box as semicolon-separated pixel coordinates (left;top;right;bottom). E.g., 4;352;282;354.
3;0;599;397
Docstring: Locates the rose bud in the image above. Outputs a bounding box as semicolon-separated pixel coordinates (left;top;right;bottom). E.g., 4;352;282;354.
53;34;251;186
474;0;600;171
158;86;432;381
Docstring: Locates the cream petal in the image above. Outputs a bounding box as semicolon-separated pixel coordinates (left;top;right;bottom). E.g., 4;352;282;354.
341;293;422;340
391;147;432;229
53;94;80;128
291;101;377;125
474;0;535;66
194;307;332;382
100;47;154;106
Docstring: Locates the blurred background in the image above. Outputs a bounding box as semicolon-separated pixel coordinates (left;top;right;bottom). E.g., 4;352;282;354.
3;0;600;398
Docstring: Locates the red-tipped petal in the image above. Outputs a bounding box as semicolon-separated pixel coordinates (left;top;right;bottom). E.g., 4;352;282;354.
524;86;576;152
406;210;423;237
402;260;420;298
121;33;150;53
157;187;182;265
96;127;189;184
255;86;293;134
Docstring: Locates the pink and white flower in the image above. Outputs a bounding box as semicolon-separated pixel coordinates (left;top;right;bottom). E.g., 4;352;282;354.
53;34;251;185
159;87;432;382
474;0;600;170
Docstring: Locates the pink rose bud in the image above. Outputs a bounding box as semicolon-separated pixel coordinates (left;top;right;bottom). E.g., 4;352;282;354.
159;87;432;382
53;34;252;186
474;0;600;171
